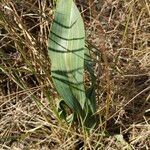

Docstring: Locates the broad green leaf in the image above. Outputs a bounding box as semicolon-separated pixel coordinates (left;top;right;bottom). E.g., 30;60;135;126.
48;0;86;114
57;99;75;124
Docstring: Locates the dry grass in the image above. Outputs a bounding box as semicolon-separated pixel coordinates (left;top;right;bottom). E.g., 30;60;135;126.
0;0;150;149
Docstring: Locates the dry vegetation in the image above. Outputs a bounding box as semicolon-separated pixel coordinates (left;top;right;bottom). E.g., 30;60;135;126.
0;0;150;149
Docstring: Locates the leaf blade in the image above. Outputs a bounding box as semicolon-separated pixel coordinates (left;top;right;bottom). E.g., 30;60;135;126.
48;0;86;112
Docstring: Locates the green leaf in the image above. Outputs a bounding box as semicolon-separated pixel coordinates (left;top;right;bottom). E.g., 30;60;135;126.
48;0;99;130
57;100;67;120
48;0;85;114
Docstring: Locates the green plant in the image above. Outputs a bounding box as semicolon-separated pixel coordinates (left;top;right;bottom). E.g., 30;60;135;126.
48;0;98;130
